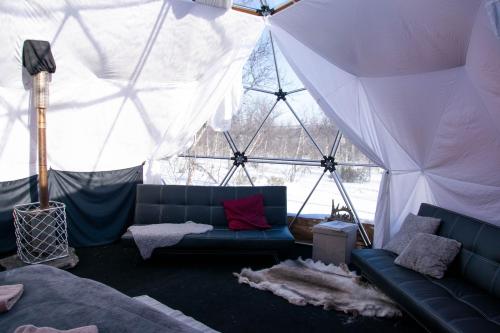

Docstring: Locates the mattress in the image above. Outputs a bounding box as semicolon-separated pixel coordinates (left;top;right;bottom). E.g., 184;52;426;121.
0;265;201;333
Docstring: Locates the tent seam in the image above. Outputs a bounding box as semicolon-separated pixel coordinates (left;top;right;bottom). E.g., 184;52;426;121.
358;79;420;170
426;171;500;189
422;68;463;169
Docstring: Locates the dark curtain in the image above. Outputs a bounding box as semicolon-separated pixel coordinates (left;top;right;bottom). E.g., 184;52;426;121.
48;165;143;247
0;176;38;253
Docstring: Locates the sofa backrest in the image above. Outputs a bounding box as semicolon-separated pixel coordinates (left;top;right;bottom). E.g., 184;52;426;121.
135;185;287;227
418;203;500;298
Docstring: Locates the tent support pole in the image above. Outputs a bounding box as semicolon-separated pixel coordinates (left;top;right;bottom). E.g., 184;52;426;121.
221;165;238;187
178;155;379;168
179;155;232;161
242;165;254;186
289;171;326;228
286;88;306;95
226;132;239;152
269;31;282;90
283;99;324;157
243;86;276;95
219;164;236;186
243;100;279;153
248;159;317;166
330;131;342;157
223;132;238;153
331;170;371;247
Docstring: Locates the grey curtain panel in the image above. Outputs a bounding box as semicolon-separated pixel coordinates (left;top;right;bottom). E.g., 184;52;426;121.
48;165;143;247
0;176;38;253
0;165;143;254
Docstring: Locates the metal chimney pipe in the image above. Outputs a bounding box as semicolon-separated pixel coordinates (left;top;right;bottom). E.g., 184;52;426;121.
33;71;49;208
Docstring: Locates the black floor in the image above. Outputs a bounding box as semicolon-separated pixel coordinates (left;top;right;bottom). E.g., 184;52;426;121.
62;243;425;333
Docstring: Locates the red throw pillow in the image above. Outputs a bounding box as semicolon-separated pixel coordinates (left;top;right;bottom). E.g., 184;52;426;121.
222;194;271;231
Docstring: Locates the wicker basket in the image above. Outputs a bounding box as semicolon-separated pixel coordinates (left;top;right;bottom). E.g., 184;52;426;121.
13;201;68;264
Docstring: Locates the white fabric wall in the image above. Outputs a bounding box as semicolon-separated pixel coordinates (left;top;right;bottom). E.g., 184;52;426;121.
270;0;500;246
0;0;263;182
487;0;500;37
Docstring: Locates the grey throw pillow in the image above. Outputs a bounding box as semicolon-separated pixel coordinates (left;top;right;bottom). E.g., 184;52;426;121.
383;213;441;254
394;233;461;279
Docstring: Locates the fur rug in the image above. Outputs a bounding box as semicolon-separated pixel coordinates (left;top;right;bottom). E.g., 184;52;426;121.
234;258;401;317
128;222;213;259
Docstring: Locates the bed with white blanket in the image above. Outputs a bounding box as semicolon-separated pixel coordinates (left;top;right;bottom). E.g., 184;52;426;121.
0;265;204;333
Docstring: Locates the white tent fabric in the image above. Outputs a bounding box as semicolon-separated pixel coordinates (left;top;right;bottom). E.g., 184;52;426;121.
0;0;263;182
270;0;500;247
487;0;500;37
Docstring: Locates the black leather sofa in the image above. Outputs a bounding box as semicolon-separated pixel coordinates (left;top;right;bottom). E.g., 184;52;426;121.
352;203;500;333
122;185;295;257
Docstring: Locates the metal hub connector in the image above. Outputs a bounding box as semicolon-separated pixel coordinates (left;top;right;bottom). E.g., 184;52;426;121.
232;151;248;166
275;89;287;101
258;5;274;16
321;155;337;172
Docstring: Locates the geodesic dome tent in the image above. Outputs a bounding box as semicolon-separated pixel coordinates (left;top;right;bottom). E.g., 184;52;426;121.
0;0;499;250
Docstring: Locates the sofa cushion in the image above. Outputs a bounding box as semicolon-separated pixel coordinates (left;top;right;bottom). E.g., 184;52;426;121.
122;226;294;251
394;233;462;279
383;213;441;255
418;204;500;298
352;249;500;332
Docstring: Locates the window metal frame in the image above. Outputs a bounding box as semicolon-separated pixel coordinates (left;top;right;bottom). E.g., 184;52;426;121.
180;28;379;247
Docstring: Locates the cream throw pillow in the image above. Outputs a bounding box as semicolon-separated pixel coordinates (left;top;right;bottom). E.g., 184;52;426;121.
383;213;441;255
394;233;461;279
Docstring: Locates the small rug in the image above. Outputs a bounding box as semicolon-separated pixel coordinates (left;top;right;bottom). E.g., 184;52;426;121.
134;295;219;333
234;257;401;318
0;247;79;271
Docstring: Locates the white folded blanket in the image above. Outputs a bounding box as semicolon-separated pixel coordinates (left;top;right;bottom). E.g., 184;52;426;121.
0;284;23;313
128;222;213;259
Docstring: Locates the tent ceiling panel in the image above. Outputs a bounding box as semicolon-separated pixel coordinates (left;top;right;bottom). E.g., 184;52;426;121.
423;74;500;187
271;0;482;77
466;5;500;132
360;68;462;166
0;0;260;86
